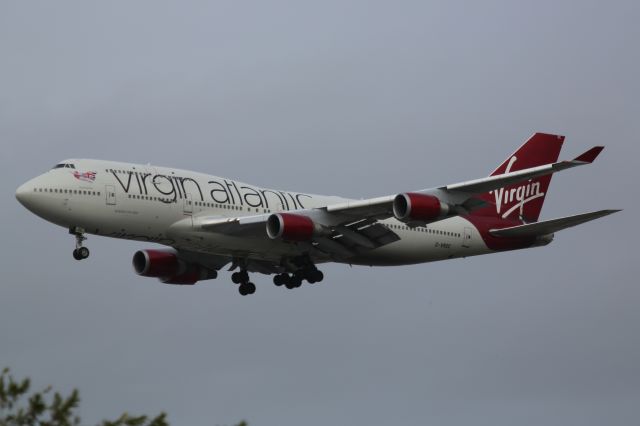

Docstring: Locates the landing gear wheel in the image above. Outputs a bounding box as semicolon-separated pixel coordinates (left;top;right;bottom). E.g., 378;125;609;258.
275;273;291;286
232;271;249;284
238;282;256;296
70;227;89;261
310;270;323;283
305;269;323;283
273;274;285;286
78;247;90;259
287;274;302;289
306;270;317;284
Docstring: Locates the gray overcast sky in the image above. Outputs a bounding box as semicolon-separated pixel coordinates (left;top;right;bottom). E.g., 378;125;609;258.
1;1;638;425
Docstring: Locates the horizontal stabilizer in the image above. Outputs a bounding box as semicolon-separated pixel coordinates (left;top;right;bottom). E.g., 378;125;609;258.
573;146;604;163
489;209;621;238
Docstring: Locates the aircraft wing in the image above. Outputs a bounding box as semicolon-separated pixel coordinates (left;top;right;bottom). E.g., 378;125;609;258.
173;213;400;259
326;146;604;218
174;146;604;259
489;209;620;237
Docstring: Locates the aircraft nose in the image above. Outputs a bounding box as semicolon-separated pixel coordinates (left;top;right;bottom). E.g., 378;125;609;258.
15;181;34;208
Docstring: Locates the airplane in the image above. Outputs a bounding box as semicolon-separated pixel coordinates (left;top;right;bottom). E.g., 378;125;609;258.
15;133;619;296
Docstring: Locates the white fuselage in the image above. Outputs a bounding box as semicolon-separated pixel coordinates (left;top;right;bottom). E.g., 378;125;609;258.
16;159;492;267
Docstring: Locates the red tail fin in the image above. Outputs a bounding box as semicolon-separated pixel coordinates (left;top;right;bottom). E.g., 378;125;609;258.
472;133;565;222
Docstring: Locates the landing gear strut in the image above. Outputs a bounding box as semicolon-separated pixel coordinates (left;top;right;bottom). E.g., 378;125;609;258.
231;270;256;296
70;227;89;260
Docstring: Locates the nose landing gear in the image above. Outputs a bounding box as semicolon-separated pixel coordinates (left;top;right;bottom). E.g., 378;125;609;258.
70;227;90;260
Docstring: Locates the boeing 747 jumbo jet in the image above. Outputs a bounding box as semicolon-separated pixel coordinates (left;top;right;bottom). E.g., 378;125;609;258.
16;133;619;296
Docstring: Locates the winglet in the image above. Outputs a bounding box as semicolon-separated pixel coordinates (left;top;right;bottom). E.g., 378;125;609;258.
573;146;604;163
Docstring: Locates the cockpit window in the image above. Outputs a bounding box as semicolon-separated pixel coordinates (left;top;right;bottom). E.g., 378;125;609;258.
53;163;76;169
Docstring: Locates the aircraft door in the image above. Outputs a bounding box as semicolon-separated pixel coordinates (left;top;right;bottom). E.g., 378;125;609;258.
462;227;472;248
183;193;193;215
106;185;116;205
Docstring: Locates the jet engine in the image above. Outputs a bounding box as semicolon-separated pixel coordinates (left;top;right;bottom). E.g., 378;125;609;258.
393;193;450;222
132;249;217;285
266;213;326;242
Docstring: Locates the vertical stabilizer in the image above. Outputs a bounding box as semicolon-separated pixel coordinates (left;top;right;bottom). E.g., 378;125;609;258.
472;133;564;222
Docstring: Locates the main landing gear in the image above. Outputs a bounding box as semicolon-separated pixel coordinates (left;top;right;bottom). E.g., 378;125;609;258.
231;270;256;296
228;258;324;296
70;227;90;261
273;268;324;290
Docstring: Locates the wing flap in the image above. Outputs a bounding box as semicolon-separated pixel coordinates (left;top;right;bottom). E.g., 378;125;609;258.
489;209;620;237
337;222;400;248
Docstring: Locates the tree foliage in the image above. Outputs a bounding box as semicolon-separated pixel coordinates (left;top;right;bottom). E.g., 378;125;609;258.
0;368;167;426
0;368;247;426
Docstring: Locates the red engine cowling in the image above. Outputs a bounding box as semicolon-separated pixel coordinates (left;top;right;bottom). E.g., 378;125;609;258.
133;249;217;285
393;193;450;222
266;213;317;241
133;249;181;277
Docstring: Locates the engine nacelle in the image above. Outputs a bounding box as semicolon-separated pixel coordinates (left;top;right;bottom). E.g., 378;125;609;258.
133;249;182;277
266;213;326;242
132;249;217;285
393;193;450;222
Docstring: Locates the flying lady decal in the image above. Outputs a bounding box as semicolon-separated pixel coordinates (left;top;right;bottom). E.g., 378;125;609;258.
72;171;96;183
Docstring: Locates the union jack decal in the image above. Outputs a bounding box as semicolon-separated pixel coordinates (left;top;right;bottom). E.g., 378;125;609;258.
72;171;96;182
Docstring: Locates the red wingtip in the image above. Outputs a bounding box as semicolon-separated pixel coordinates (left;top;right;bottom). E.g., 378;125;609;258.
573;146;604;163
